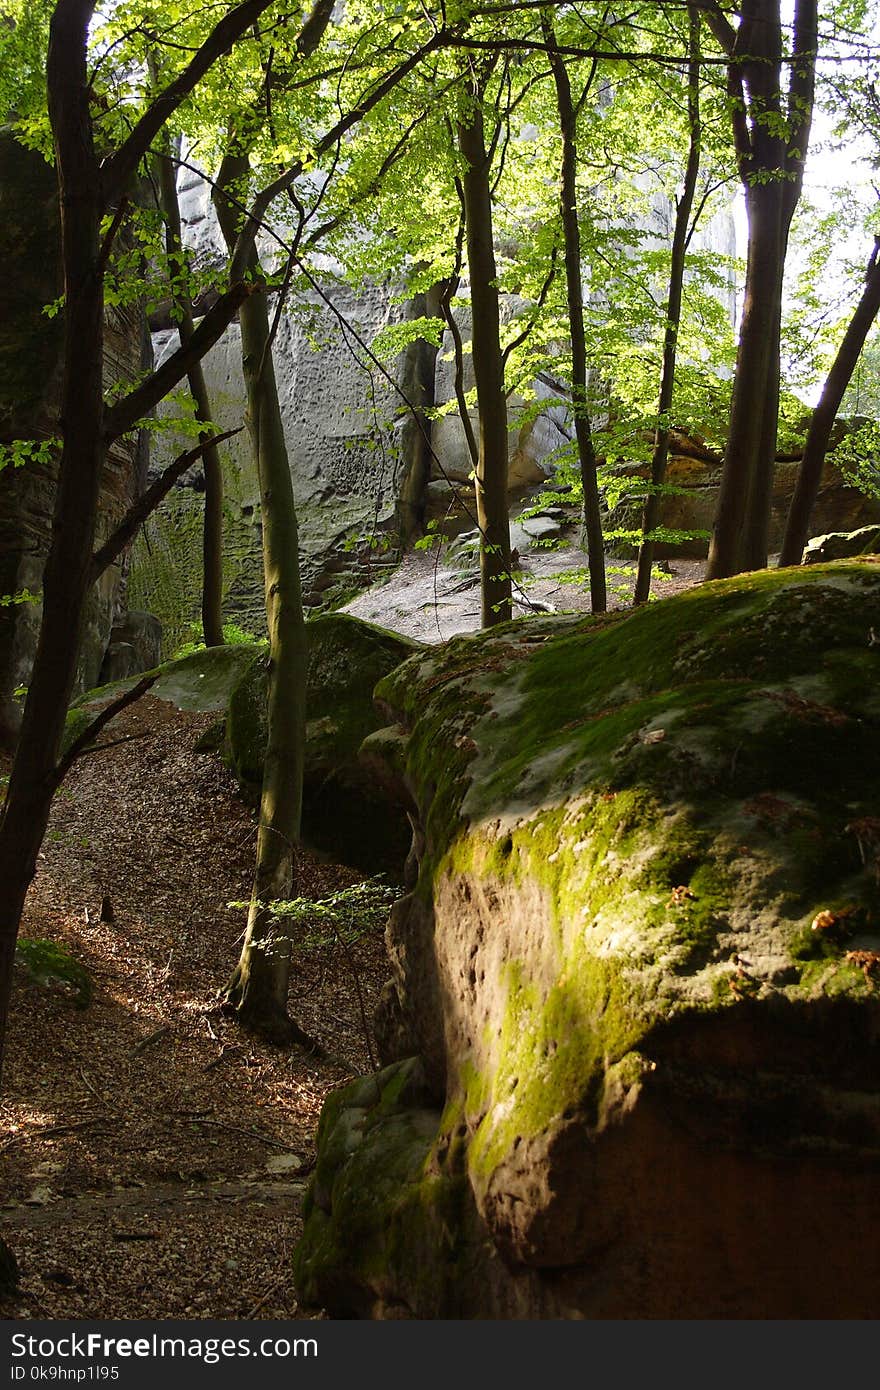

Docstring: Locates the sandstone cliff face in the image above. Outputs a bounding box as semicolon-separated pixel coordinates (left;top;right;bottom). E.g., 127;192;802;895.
295;559;880;1317
0;134;147;745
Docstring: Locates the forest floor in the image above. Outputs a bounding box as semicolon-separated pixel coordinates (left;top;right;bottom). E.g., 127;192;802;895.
0;544;708;1321
0;697;388;1320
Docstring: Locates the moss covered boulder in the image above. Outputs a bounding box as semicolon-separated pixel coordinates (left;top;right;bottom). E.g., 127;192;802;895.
225;613;422;870
295;560;880;1318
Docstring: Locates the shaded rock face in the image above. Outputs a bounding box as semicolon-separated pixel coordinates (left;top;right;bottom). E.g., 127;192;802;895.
605;450;880;559
225;612;422;871
141;282;407;644
295;560;880;1317
98;611;164;685
0;134;148;745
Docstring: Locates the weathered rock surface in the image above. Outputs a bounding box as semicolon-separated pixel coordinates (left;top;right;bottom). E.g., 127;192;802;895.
139;279;406;638
127;170;589;649
0;133;148;745
605;450;880;559
99;610;163;684
295;560;880;1317
225;613;422;869
802;525;880;565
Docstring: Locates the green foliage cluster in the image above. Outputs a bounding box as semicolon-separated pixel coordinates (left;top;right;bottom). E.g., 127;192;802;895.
172;620;260;660
227;877;400;952
0;437;58;473
830;418;880;499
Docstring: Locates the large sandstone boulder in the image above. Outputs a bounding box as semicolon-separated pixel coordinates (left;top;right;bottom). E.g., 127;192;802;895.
295;560;880;1317
225;613;423;869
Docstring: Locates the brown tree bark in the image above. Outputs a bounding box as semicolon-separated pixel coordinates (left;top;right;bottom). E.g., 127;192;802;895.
458;70;513;628
542;12;606;613
634;6;701;605
704;0;817;578
396;285;443;542
779;237;880;566
0;0;104;1089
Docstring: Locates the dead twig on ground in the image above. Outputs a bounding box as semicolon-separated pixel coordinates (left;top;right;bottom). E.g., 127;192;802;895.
130;1026;173;1057
178;1115;291;1149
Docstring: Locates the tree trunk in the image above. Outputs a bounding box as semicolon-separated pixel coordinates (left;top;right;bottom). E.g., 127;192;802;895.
634;5;701;605
741;274;784;571
396;285;442;542
707;182;786;577
543;13;606;613
705;0;817;579
215;158;311;1046
0;0;103;1090
779;238;880;566
154;142;225;647
458;82;512;628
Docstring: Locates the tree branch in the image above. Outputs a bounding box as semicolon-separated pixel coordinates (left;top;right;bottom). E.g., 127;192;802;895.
784;0;818;213
231;29;448;281
699;0;737;55
90;428;242;580
103;283;252;440
54;675;159;789
100;0;279;206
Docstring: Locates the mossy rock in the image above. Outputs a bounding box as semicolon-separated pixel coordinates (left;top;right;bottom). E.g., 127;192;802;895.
293;1059;517;1318
225;613;423;871
299;560;880;1317
69;642;263;733
802;525;880;564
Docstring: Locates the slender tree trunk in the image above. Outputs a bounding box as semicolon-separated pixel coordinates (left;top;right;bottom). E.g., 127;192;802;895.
0;0;103;1090
704;0;817;579
741;266;785;571
779;238;880;566
154;142;225;647
458;79;512;628
396;285;442;542
215;158;311;1045
542;13;606;613
634;6;701;605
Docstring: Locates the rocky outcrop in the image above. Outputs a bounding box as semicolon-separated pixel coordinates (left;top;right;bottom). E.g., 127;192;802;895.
803;525;880;565
0;132;148;745
225;613;422;869
605;448;880;559
295;560;880;1317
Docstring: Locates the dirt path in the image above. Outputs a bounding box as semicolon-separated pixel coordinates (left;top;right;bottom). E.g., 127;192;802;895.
0;698;389;1320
